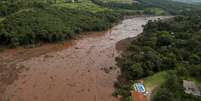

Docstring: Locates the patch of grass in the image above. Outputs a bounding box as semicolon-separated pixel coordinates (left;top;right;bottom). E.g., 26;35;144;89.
101;0;135;4
144;8;167;15
54;0;109;12
0;17;5;22
144;71;169;89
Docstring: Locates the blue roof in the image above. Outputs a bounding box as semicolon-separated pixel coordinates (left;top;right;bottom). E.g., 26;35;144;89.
133;83;145;93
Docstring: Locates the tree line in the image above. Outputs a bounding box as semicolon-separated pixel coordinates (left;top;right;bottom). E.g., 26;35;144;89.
0;0;78;16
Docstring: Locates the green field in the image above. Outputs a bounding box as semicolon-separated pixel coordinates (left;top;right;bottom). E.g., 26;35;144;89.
144;8;167;15
101;0;135;4
54;0;110;12
144;71;169;90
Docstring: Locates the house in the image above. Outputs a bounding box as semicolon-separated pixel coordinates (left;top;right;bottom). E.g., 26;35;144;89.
183;80;200;96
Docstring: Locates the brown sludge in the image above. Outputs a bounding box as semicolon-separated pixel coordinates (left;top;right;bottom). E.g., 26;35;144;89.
0;16;169;101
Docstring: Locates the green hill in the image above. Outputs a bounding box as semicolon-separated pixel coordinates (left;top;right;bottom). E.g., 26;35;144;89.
53;0;109;13
101;0;135;4
0;0;200;47
0;1;124;47
115;10;201;101
173;0;201;4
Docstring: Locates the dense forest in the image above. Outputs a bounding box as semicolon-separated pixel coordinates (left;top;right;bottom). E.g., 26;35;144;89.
0;0;200;47
0;0;124;47
174;0;201;4
115;11;201;101
92;0;201;14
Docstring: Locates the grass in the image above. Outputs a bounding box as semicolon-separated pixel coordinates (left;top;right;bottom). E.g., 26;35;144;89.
53;0;138;13
0;17;5;22
144;8;167;15
142;70;201;90
101;0;135;4
143;71;201;94
144;71;169;89
53;0;110;13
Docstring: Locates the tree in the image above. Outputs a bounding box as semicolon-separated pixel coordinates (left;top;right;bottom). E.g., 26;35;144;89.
131;63;144;79
156;32;173;47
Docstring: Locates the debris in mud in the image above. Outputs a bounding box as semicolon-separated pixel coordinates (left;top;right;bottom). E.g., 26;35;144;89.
104;68;110;74
109;38;114;40
66;83;77;87
88;89;90;92
16;65;27;70
109;66;113;70
101;66;116;74
0;63;28;100
101;67;110;74
50;76;54;80
44;54;54;59
77;89;85;93
75;46;81;49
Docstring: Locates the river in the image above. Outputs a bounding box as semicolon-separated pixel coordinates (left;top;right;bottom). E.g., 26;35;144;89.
0;16;170;101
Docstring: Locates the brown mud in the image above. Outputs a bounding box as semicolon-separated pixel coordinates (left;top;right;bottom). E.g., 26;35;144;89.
0;16;170;101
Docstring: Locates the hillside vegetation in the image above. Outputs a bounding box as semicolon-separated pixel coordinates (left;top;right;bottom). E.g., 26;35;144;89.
174;0;201;4
0;3;122;46
101;0;135;4
0;17;4;22
0;0;125;47
54;0;109;13
0;0;200;47
92;0;200;14
116;11;201;101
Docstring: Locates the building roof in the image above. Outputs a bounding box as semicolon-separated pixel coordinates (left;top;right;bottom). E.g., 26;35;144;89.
183;80;200;96
133;83;146;93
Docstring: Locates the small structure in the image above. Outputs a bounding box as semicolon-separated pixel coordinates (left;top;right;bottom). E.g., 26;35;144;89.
133;83;146;93
183;80;200;96
131;80;147;101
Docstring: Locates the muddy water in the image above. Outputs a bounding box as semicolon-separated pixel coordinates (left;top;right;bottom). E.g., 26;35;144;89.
1;16;169;101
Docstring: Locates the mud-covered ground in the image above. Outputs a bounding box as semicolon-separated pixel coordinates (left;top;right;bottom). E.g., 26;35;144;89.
0;16;169;101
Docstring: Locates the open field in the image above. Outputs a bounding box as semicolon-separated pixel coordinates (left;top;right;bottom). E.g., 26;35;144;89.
54;0;109;12
144;71;169;89
101;0;135;4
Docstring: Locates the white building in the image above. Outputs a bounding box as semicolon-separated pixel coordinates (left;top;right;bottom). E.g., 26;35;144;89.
183;80;200;96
